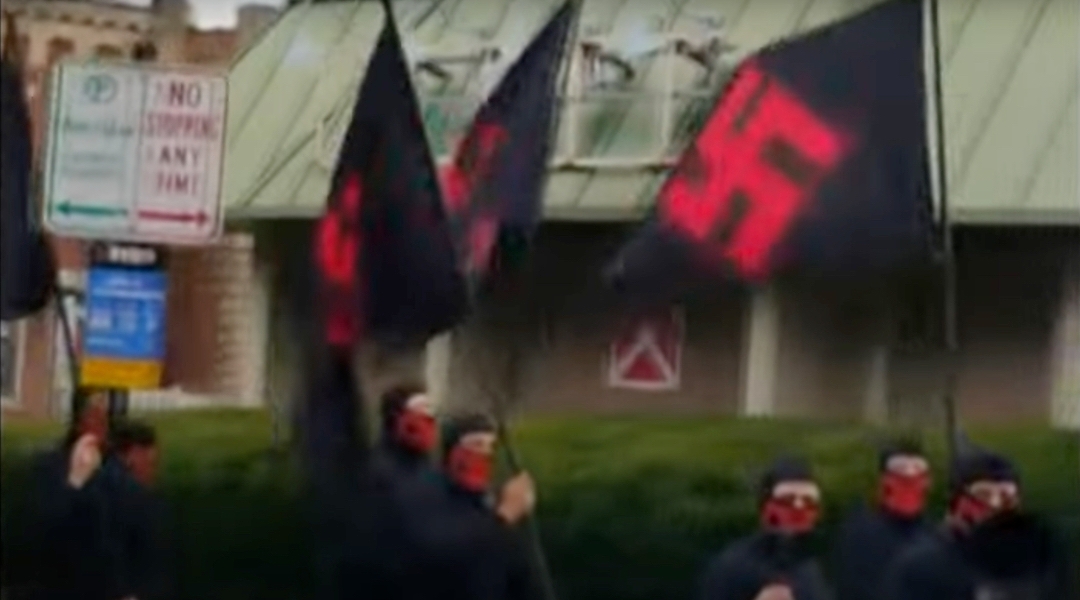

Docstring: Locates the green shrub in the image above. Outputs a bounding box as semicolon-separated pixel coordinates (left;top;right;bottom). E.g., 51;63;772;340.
3;411;1077;600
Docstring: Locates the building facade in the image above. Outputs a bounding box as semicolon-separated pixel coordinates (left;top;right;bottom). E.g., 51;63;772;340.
222;0;1079;431
5;0;1078;430
0;0;279;420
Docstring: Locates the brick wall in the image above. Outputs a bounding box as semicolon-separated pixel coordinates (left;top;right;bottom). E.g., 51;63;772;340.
164;233;261;403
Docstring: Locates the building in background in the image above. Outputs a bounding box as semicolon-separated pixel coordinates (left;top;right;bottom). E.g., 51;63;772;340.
0;0;279;420
4;0;1078;430
225;0;1078;430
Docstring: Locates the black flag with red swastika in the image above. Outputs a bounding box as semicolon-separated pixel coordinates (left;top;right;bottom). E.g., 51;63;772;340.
312;0;467;349
440;1;575;286
1;56;55;321
607;0;932;298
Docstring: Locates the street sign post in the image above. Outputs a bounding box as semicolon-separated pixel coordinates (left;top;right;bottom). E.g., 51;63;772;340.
79;253;168;390
42;62;227;245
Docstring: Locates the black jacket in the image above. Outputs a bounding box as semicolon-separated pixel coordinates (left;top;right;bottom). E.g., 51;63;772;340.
396;480;535;600
101;465;171;600
26;449;166;600
697;532;833;600
832;505;932;600
884;515;1070;600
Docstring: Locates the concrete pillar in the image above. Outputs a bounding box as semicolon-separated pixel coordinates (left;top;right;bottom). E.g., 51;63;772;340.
243;258;272;408
863;344;891;425
1051;253;1080;431
424;331;454;412
741;284;782;417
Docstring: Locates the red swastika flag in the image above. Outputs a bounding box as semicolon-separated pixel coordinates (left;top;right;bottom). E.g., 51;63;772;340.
607;0;931;295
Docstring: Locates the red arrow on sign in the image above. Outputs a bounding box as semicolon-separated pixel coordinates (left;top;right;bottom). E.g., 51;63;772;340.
137;210;210;225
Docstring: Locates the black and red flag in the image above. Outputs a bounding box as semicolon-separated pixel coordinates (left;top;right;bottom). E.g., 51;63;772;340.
440;0;575;286
1;27;55;320
302;1;457;592
607;0;932;297
312;0;467;350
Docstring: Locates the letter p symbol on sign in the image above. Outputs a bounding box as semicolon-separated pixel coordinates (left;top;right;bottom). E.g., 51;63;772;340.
661;62;850;279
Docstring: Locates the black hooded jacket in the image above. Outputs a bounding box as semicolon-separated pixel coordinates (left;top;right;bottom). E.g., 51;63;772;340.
883;514;1071;600
697;532;833;600
698;457;833;600
25;446;122;600
101;462;171;600
370;436;439;493
833;504;931;600
25;446;169;600
393;477;536;600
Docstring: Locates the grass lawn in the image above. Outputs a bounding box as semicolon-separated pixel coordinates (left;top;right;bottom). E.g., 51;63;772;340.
2;410;1078;600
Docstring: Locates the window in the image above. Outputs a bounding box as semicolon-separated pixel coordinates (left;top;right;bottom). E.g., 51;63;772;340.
1;321;22;405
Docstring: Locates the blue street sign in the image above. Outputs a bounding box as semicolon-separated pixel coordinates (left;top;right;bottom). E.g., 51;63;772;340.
83;267;168;361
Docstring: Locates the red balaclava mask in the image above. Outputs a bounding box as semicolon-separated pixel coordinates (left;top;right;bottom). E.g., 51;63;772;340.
761;492;821;535
759;458;821;535
122;445;158;487
948;451;1021;530
878;454;931;518
446;445;493;494
951;482;1020;528
880;472;930;518
395;408;437;455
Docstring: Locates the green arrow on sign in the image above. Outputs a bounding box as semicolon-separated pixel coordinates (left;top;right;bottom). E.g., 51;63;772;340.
53;200;128;218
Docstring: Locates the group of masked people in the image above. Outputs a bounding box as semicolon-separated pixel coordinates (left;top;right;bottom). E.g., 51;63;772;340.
19;393;168;600
303;373;540;600
11;380;1070;600
698;442;1072;600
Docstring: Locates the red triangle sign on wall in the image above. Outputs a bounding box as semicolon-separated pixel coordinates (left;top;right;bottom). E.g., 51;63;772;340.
606;308;684;391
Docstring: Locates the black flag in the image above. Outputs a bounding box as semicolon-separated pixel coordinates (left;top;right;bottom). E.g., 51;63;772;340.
313;0;467;350
609;0;931;296
440;1;575;284
1;56;55;320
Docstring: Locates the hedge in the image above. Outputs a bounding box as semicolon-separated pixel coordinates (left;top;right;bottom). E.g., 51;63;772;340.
2;410;1077;600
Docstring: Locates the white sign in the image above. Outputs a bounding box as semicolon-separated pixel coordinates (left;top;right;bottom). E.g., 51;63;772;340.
43;62;227;245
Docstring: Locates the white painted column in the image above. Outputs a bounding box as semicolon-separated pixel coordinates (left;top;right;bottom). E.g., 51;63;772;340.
424;330;454;412
863;344;891;425
741;284;782;417
243;258;272;408
1051;256;1080;431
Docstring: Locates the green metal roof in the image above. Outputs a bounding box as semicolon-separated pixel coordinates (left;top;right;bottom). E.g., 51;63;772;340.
222;0;1079;225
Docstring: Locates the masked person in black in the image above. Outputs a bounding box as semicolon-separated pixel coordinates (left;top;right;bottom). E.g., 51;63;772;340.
398;414;538;600
351;384;442;598
106;420;170;600
372;384;439;489
833;441;933;600
697;457;833;600
24;395;117;600
884;448;1070;600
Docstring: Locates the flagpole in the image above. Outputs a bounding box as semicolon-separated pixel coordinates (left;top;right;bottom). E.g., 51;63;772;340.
484;6;581;600
55;290;81;403
928;0;960;466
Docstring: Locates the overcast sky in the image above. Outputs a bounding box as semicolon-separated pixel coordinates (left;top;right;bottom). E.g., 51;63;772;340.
116;0;287;29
